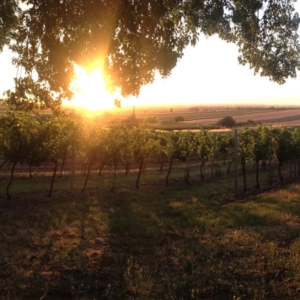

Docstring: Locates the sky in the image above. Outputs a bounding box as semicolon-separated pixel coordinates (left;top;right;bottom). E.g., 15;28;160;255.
1;5;300;109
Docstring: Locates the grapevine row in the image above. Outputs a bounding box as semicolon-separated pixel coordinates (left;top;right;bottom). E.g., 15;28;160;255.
1;111;300;198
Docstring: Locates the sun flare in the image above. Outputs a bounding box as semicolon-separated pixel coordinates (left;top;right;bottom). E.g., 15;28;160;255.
65;65;116;111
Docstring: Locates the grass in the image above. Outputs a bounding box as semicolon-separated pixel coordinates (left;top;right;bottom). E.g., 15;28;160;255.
1;170;300;298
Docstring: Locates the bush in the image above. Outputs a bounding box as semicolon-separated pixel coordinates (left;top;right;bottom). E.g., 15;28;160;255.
217;116;236;128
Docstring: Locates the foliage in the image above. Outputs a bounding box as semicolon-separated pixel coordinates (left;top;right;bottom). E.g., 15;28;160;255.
0;0;18;50
195;129;214;179
1;0;300;107
217;116;236;128
1;111;300;196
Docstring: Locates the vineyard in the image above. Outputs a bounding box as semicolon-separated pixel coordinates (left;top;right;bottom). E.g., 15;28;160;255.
2;111;300;299
1;110;300;199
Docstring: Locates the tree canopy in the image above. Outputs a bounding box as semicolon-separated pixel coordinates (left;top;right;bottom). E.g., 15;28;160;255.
218;116;236;128
1;0;300;108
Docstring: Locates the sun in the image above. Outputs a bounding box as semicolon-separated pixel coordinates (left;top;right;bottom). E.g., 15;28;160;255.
65;65;116;111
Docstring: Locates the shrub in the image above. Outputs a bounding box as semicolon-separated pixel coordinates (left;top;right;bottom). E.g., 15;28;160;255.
217;116;236;128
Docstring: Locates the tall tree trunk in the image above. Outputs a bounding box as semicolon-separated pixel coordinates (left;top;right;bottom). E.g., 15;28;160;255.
256;159;260;189
160;159;164;173
6;161;17;199
124;159;130;175
242;161;247;193
81;157;95;193
136;157;144;189
48;161;58;197
98;162;105;176
111;163;118;192
165;156;173;186
59;153;67;177
0;160;7;170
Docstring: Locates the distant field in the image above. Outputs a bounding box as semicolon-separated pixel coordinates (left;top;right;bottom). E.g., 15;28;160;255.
3;102;300;128
95;105;300;128
182;109;300;127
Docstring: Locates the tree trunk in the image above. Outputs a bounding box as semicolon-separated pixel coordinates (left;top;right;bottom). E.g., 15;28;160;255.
0;160;7;170
59;153;67;178
98;162;105;176
136;157;144;189
160;159;164;173
111;163;118;192
165;156;173;186
81;157;95;193
6;161;17;199
48;161;58;197
124;160;130;175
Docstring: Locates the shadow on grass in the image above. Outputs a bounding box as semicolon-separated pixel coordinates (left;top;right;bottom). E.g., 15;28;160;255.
1;182;300;299
0;191;128;299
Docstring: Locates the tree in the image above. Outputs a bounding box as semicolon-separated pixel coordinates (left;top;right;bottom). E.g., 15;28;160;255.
174;116;184;123
0;0;18;50
217;116;236;128
2;0;300;107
